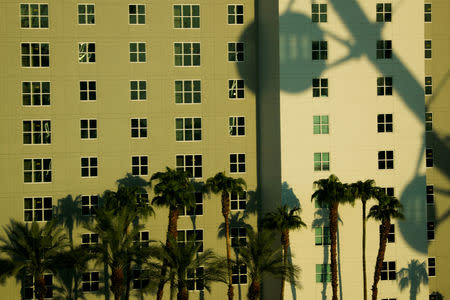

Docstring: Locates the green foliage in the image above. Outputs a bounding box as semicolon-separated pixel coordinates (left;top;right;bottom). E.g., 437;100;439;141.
368;192;404;222
262;205;306;233
311;174;355;207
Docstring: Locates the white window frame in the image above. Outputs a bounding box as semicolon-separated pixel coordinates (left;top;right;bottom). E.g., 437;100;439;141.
173;4;200;29
78;3;95;25
311;3;327;23
175;117;202;141
129;4;146;25
81;271;100;292
129;42;147;63
81;195;98;216
425;76;432;95
381;261;396;280
174;42;201;66
20;3;49;29
312;77;328;97
314;226;331;245
313;115;329;134
424;3;432;22
177;229;204;252
227;4;244;25
78;42;96;63
80;119;97;139
22;81;51;106
131;118;148;138
228;79;245;100
230;153;246;174
21;42;50;68
377;114;393;133
231;227;246;248
131;155;148;176
175;154;203;178
228;42;244;62
428;257;436;276
229;116;245;136
232;264;247;285
376;3;392;22
314;152;330;171
24;196;52;222
80;80;96;101
24;158;52;183
23;120;51;144
81;156;98;178
174;80;201;104
130;80;147;101
179;192;203;216
377;150;394;170
230;191;247;211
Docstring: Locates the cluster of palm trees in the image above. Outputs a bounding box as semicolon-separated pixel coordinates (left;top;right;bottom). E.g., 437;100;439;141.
311;174;404;300
0;168;303;300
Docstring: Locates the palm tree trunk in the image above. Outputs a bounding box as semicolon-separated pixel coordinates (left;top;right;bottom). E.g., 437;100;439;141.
125;262;131;300
157;206;180;300
177;286;189;300
329;202;339;300
362;200;367;300
222;191;234;300
34;275;47;300
248;279;261;300
371;218;390;300
111;267;125;300
281;230;289;300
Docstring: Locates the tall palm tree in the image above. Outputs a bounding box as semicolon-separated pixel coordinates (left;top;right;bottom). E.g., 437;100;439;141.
350;179;377;300
86;207;143;300
262;205;306;299
368;192;404;300
311;174;354;300
0;220;69;300
206;172;246;300
238;229;299;300
150;167;196;300
152;237;228;300
398;259;428;300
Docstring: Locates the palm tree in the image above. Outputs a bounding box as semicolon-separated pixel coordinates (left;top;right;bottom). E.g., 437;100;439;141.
238;229;299;300
311;174;354;300
262;205;306;299
86;207;143;300
368;192;404;300
0;220;69;300
150;167;196;300
152;237;228;300
398;259;428;300
206;172;246;300
350;179;377;300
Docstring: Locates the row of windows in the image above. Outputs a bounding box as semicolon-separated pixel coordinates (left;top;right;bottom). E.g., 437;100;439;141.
20;4;245;27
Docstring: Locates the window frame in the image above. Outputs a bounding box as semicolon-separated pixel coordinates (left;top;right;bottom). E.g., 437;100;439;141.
313;115;329;134
78;42;96;63
427;221;435;240
230;191;247;211
425;40;432;59
81;156;98;178
376;40;392;59
231;227;247;248
175;117;202;142
230;153;246;174
128;4;146;25
314;152;330;171
21;42;50;68
20;3;49;29
376;3;392;22
177;229;204;252
24;196;52;222
80;119;98;140
381;261;396;280
227;4;244;25
176;154;203;179
81;195;98;216
425;112;432;132
174;42;201;66
377;77;393;96
312;40;328;60
24;158;52;183
229;116;246;136
174;80;201;104
131;155;149;176
23;119;51;145
77;3;95;25
173;4;200;29
129;42;147;63
130;118;148;139
425;76;432;95
311;3;327;23
179;192;203;216
315;226;331;245
24;273;53;299
312;77;328;98
428;257;436;276
130;80;147;101
79;80;97;101
426;148;433;168
81;271;100;292
21;81;51;106
377;150;394;170
228;79;245;100
377;114;393;133
424;3;432;22
228;42;245;62
315;264;331;283
232;264;247;285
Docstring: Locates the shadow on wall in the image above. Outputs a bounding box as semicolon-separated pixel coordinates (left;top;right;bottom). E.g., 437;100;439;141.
281;182;301;209
397;259;428;300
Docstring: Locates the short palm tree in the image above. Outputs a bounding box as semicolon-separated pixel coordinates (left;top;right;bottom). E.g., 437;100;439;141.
311;174;354;300
150;167;196;300
350;179;377;300
238;229;299;300
398;259;428;300
153;238;228;300
0;220;69;300
262;205;306;299
206;172;246;300
368;192;404;300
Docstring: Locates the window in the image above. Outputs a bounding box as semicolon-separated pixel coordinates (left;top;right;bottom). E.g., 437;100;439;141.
427;185;434;204
24;158;51;183
132;156;148;176
130;42;146;62
81;233;99;248
312;78;328;97
82;271;99;292
81;195;98;216
228;79;245;99
21;43;49;67
23;120;51;144
176;155;202;178
177;229;203;252
232;264;247;284
381;261;396;280
425;76;432;95
24;197;52;222
230;153;246;173
425;113;432;131
80;81;96;101
135;231;150;248
316;264;331;283
78;42;95;63
314;152;330;171
426;148;433;167
175;117;202;141
379;224;395;243
20;4;48;28
187;267;204;291
376;40;392;59
378;151;394;169
231;227;247;247
130;80;146;100
228;5;244;24
78;4;95;24
174;43;200;66
229;117;245;136
81;157;98;177
424;4;432;22
315;227;331;245
228;42;244;62
174;5;200;28
131;118;148;138
376;3;391;22
231;191;247;211
379;187;395;196
312;4;327;22
427;221;435;240
180;192;203;216
80;119;97;139
425;40;432;59
129;4;145;24
24;274;53;299
312;41;328;60
132;269;150;289
428;258;436;276
175;80;201;104
313;116;329;134
377;77;393;96
22;82;50;106
377;114;393;132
